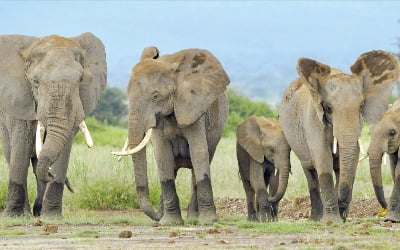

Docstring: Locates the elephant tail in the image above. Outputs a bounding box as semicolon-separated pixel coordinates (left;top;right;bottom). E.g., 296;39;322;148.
65;177;74;193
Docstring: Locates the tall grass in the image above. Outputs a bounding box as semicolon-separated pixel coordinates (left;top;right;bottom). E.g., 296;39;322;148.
0;124;394;212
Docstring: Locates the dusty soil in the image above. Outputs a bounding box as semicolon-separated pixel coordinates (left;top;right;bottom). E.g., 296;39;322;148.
216;196;383;219
0;197;397;249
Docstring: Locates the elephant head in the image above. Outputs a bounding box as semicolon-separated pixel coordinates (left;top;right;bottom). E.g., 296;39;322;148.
237;115;291;203
0;33;106;183
368;100;400;209
297;50;400;217
113;46;229;221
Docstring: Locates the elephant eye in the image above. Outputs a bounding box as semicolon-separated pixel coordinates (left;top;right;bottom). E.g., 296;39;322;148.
322;103;332;114
389;129;396;137
152;92;162;102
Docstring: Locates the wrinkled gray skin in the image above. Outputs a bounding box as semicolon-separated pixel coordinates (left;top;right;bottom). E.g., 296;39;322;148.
279;50;399;222
368;100;400;222
126;46;229;225
0;33;106;217
236;116;291;222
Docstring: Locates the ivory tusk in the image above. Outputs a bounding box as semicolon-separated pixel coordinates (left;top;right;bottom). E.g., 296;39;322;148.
333;137;337;154
117;138;129;162
79;120;94;148
35;122;45;157
358;153;368;163
383;153;388;165
358;138;365;155
112;128;153;156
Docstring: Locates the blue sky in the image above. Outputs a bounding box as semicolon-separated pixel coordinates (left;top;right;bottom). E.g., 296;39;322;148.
1;1;400;103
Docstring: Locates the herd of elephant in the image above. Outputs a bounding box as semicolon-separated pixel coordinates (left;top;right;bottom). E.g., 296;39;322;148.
0;32;399;226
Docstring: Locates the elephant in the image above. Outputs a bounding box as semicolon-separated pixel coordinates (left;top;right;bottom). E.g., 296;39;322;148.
236;115;290;222
367;100;400;222
113;46;229;225
279;50;400;222
0;33;106;217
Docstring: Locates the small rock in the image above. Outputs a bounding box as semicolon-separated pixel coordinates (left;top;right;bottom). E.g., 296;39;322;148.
280;242;285;245
43;224;58;233
32;220;43;226
292;239;299;244
325;220;333;226
119;230;133;238
207;228;220;234
169;232;179;237
168;240;175;244
383;220;393;227
219;239;229;244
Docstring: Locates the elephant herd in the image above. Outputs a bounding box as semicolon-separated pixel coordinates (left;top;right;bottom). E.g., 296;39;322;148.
0;32;399;226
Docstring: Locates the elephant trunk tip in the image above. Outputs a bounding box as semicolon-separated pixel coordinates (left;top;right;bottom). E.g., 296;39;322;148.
268;193;284;203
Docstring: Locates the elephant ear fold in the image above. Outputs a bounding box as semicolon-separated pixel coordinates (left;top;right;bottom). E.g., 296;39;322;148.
296;58;331;126
72;32;107;116
237;116;264;163
351;50;400;126
140;46;159;61
174;49;230;127
0;35;38;120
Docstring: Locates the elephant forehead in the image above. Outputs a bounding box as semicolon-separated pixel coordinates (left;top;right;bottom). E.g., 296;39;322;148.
37;35;80;48
322;76;363;102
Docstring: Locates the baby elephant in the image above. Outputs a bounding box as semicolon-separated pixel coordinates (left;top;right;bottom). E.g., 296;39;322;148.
236;116;291;222
368;100;400;222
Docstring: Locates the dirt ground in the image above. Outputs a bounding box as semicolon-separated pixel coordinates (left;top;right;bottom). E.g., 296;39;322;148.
0;197;399;249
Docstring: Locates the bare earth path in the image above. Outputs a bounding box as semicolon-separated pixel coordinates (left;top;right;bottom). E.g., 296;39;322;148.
1;198;400;249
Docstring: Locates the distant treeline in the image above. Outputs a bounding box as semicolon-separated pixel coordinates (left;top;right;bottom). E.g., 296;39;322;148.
89;87;277;138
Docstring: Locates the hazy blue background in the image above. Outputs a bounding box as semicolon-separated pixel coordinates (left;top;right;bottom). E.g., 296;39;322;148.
1;1;399;104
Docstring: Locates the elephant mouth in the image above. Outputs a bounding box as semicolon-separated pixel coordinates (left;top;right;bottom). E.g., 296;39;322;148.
35;120;93;158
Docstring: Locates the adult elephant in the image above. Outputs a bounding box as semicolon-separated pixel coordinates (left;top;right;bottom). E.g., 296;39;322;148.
0;33;106;217
279;50;399;222
113;46;229;225
236;116;291;222
367;100;400;222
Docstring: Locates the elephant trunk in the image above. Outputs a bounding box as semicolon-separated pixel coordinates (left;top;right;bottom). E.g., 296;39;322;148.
36;84;82;183
37;107;74;183
337;131;359;217
129;113;160;221
368;135;387;209
268;156;290;203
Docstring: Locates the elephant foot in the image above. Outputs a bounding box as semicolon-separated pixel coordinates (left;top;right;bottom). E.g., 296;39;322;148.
40;209;63;219
384;211;400;223
309;213;322;221
187;210;199;220
4;182;29;217
159;213;184;226
2;209;31;217
321;213;341;223
247;212;257;222
198;211;219;225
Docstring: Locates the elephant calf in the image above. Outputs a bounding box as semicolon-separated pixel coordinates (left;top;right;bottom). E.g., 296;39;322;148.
368;100;400;222
236;116;290;222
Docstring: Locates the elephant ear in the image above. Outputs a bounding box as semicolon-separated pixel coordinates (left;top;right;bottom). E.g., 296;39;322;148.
237;116;264;163
296;58;331;126
0;35;38;120
140;46;159;61
351;50;400;126
173;49;230;127
72;32;107;116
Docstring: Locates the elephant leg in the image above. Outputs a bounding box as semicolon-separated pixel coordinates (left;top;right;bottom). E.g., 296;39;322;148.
2;119;35;217
152;131;183;226
41;129;76;218
242;177;257;221
303;168;323;221
184;117;218;224
31;157;47;216
250;160;271;222
386;161;400;222
268;169;279;221
187;169;199;220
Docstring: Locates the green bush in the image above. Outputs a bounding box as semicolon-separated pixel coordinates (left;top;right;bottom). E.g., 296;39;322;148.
223;88;277;136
